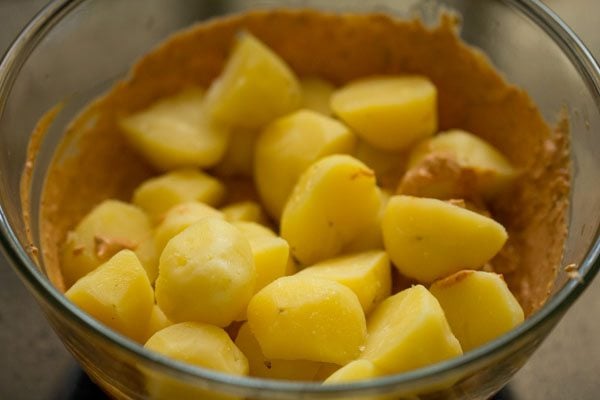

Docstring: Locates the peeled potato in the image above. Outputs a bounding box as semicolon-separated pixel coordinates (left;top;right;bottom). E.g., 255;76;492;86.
134;235;160;283
331;76;437;151
344;188;390;253
66;250;154;343
300;77;336;115
205;32;301;129
145;304;173;341
255;109;356;220
60;200;152;287
235;322;322;381
297;251;391;314
354;139;407;189
221;201;268;225
155;218;255;327
132;169;225;221
382;196;508;282
361;285;462;374
213;128;259;178
281;155;380;266
247;275;366;365
323;359;379;383
407;130;516;199
119;87;229;171
430;270;524;352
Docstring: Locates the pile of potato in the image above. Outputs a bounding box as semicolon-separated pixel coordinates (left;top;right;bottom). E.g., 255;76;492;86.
61;33;524;388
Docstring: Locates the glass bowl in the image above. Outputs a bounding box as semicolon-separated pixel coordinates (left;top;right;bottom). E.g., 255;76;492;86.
1;0;599;399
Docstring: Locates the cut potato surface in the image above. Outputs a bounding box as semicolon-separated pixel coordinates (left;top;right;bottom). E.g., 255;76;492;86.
213;128;259;178
134;235;160;283
323;359;379;383
355;140;407;189
382;196;508;282
205;32;301;129
344;188;390;253
145;304;173;342
331;76;437;151
155;218;255;327
60;200;152;288
66;250;154;343
247;275;366;365
120;87;229;171
297;250;391;314
281;154;380;265
132;169;225;221
407;130;516;198
361;285;462;374
235;322;322;381
221;201;268;225
300;77;336;115
430;270;524;352
255;109;356;220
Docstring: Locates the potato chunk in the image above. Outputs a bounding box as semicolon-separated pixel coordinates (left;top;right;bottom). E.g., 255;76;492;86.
205;32;301;129
355;140;407;189
323;359;379;383
221;201;268;225
155;218;255;327
407;130;516;199
134;236;160;283
331;76;437;151
119;87;229;171
344;188;390;253
382;196;508;282
297;251;391;314
144;322;247;400
300;77;335;115
60;200;152;287
235;322;322;381
281;155;380;265
430;270;524;352
255;109;356;220
233;222;289;294
132;169;225;221
361;285;462;374
247;276;366;365
213;128;259;178
66;250;154;342
145;304;173;341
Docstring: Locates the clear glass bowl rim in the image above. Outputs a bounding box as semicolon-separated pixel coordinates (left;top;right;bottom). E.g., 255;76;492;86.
0;0;599;396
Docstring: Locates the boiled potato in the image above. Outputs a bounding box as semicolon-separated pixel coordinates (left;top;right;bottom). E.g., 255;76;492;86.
66;250;154;343
213;128;259;177
132;169;225;221
60;200;152;287
331;76;437;151
297;251;391;314
255;109;356;220
235;322;322;381
382;196;508;282
281;155;380;265
155;218;255;327
344;188;390;253
300;77;335;115
361;285;462;374
145;304;173;341
247;275;366;365
119;87;229;171
407;130;516;198
430;270;524;352
354;140;407;189
135;235;160;283
144;322;247;400
221;201;268;225
323;359;379;383
205;32;301;129
233;222;289;294
154;201;223;253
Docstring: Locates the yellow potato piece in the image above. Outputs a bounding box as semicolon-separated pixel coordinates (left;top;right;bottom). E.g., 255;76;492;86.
119;87;229;171
300;77;336;115
60;200;152;288
213;128;259;177
361;285;462;374
145;304;173;342
154;201;223;254
66;250;154;343
407;129;516;199
205;32;301;129
297;251;391;314
355;140;407;189
233;222;289;294
247;275;366;365
430;270;524;352
155;218;255;327
221;201;268;226
344;188;390;253
134;235;160;283
235;322;322;381
255;109;356;220
382;196;508;282
144;322;248;400
281;155;380;266
331;76;437;151
132;169;225;221
323;359;379;383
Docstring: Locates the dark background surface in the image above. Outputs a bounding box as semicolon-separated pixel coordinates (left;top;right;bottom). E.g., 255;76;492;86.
1;1;599;399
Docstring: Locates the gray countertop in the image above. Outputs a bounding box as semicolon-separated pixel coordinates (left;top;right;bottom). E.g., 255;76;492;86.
0;1;598;399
